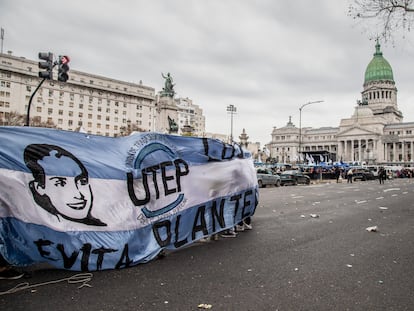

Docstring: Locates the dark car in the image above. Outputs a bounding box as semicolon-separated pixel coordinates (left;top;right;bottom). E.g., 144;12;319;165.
279;170;311;185
352;168;375;181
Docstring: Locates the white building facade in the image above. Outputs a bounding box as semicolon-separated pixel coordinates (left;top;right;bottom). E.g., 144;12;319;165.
268;41;414;167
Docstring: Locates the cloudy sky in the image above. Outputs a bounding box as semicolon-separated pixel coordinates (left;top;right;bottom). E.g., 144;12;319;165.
1;0;413;144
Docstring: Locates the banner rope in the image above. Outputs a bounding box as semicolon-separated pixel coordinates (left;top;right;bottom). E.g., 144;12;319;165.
0;272;93;296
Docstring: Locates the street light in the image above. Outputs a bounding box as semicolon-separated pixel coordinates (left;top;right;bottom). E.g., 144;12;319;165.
299;100;323;162
226;104;237;143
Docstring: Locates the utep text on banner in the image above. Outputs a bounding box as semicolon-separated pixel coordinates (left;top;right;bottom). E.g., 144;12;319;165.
0;127;258;271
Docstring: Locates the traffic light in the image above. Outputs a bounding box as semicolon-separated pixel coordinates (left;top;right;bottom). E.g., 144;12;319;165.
38;52;54;80
58;55;70;82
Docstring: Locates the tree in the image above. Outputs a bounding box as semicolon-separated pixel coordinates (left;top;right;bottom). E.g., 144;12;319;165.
0;111;56;128
349;0;414;42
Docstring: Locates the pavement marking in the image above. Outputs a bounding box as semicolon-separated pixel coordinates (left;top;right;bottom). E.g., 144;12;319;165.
383;188;400;192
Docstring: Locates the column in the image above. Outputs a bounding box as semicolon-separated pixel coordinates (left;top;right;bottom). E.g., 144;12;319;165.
402;141;405;162
337;141;342;162
393;142;397;163
344;140;348;162
358;139;362;163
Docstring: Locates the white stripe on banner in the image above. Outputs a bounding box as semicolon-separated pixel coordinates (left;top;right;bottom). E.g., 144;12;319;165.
0;127;258;271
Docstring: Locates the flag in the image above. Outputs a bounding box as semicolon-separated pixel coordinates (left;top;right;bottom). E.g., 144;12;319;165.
0;127;258;271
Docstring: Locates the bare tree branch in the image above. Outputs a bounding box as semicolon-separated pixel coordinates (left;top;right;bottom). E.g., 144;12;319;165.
349;0;414;42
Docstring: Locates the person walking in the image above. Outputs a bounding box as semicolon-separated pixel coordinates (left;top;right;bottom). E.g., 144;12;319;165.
346;168;353;183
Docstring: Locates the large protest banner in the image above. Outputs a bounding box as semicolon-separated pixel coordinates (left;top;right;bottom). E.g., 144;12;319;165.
0;127;258;271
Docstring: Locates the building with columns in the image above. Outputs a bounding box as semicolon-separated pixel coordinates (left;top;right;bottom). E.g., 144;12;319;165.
268;41;414;167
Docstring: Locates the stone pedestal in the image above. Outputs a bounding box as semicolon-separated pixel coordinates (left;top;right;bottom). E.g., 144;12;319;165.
157;96;179;134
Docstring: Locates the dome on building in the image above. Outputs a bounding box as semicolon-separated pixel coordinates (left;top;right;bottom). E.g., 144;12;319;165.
364;41;394;84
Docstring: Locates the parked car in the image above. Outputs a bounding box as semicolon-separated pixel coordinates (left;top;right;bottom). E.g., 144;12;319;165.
256;168;281;188
352;168;375;181
279;170;311;185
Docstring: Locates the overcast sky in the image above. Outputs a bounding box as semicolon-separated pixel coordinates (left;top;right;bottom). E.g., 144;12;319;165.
1;0;413;144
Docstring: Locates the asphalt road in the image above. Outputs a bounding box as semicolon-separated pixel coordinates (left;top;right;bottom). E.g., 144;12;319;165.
1;178;414;311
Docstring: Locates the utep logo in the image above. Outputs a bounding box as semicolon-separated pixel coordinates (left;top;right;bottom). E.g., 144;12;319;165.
126;140;189;218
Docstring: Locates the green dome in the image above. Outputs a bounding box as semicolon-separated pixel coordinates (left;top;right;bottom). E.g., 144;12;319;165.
364;41;394;83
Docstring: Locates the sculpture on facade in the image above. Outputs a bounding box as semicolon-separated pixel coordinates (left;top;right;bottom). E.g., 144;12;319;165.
168;116;178;133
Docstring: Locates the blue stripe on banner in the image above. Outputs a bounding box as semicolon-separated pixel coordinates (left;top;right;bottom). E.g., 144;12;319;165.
1;188;257;271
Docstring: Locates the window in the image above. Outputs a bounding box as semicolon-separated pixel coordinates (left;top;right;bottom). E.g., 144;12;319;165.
79;112;83;118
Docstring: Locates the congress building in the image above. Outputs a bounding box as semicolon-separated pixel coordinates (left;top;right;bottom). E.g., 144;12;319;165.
267;41;414;167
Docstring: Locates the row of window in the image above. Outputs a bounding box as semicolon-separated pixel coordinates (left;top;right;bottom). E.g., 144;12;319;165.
274;135;335;141
32;106;143;122
57;119;142;129
388;130;412;135
35;90;145;109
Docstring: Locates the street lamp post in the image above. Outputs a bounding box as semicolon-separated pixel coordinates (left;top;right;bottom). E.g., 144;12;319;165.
299;100;323;162
226;104;237;143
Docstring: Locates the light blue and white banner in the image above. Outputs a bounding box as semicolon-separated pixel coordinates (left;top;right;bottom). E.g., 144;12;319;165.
0;127;258;271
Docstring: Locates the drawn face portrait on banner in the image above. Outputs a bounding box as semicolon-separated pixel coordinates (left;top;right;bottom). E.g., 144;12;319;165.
24;144;106;226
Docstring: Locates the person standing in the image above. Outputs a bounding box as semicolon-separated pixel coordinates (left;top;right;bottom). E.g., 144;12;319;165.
379;167;386;184
334;166;341;183
346;168;353;183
